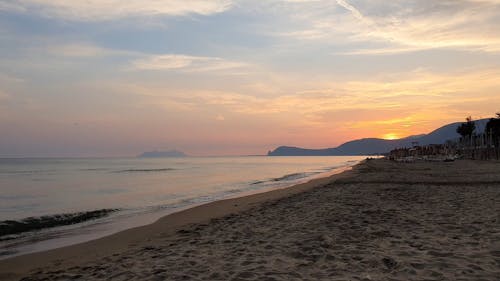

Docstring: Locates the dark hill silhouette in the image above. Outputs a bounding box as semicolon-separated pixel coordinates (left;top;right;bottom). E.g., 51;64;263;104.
268;118;489;156
138;150;187;158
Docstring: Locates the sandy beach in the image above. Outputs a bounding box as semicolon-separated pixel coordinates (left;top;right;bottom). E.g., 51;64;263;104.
1;158;499;280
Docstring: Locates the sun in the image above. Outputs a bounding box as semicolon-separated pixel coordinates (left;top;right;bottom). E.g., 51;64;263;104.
383;133;399;140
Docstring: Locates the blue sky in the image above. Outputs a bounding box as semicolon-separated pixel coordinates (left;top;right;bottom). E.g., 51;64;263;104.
1;0;500;156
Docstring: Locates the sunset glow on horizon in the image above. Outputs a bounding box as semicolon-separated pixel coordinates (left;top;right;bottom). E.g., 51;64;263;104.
383;133;400;141
1;1;500;157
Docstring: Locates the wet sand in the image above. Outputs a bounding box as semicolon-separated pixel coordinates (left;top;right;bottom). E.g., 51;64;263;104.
1;159;499;280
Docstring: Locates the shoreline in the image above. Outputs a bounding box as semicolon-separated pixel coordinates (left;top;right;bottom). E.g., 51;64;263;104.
0;160;363;280
2;158;498;280
0;160;361;261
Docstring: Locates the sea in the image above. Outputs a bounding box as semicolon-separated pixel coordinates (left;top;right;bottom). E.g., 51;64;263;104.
0;156;366;259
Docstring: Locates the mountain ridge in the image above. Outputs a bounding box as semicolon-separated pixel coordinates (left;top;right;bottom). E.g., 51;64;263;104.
268;118;490;156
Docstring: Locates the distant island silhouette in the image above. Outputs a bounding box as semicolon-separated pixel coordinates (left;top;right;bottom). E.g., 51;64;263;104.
268;118;489;156
138;150;187;158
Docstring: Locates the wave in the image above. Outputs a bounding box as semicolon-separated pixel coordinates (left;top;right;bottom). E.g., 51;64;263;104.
0;209;119;240
271;172;309;182
0;170;56;175
80;168;112;171
251;180;265;185
252;172;311;185
114;168;176;173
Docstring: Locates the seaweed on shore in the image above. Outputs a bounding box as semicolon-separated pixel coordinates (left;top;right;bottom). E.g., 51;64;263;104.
0;209;119;238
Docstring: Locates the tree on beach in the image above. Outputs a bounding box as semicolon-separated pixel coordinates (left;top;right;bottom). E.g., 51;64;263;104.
486;113;500;147
456;116;476;138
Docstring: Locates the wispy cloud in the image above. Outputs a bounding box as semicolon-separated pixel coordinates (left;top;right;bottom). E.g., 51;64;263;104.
335;46;429;55
146;67;500;133
1;0;233;21
49;43;139;58
335;0;367;23
273;0;500;53
130;54;249;73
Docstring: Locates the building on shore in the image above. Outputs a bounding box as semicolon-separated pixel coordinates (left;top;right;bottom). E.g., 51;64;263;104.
388;143;457;162
388;132;500;161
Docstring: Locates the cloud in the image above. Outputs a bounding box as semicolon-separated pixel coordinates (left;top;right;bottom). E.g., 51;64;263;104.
0;1;26;13
335;0;367;23
335;46;428;55
1;0;233;21
149;67;500;132
130;54;248;72
53;44;107;57
48;43;139;58
272;0;500;53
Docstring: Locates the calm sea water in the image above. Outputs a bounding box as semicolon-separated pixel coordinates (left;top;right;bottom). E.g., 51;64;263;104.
0;156;365;258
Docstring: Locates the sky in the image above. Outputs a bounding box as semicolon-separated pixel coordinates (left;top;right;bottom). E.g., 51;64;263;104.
1;0;500;157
